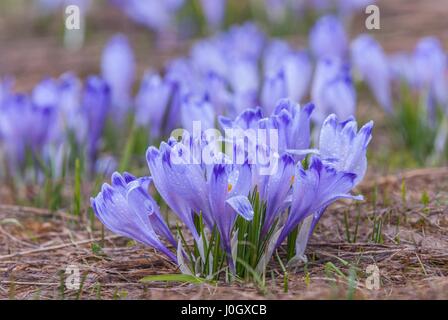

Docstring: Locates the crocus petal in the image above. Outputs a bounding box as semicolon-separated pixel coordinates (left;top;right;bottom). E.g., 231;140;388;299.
275;157;361;249
351;34;393;112
91;182;176;262
309;15;348;60
127;182;177;247
226;195;254;221
319;114;373;184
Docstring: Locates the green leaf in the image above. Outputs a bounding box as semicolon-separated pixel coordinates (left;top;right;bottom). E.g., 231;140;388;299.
421;191;430;207
140;274;208;284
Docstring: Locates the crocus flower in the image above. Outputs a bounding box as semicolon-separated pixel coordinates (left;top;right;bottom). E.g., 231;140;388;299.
57;73;87;144
311;58;356;124
351;34;393;112
0;77;13;105
309;15;348;60
413;37;448;109
275;155;363;252
180;93;216;133
272;99;315;155
229;58;260;113
135;72;172;140
286;114;373;262
282;51;313;104
263;40;292;73
388;53;419;88
146;141;209;240
200;0;226;30
223;23;266;62
207;162;254;271
218;106;264;131
91;172;177;262
0;93;56;168
258;153;295;236
318;114;373;185
32;78;59;109
261;69;287;114
83;76;111;166
101;34;135;122
111;0;184;32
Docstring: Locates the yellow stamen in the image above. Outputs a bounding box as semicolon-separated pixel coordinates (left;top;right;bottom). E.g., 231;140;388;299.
228;183;233;192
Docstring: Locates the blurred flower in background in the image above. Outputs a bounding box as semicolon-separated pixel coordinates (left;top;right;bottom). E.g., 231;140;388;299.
101;34;136;124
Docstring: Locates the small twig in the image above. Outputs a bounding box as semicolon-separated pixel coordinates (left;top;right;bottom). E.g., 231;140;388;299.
0;204;77;221
0;235;120;260
0;225;39;248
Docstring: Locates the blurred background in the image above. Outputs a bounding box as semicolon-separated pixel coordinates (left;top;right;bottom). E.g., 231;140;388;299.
1;0;447;91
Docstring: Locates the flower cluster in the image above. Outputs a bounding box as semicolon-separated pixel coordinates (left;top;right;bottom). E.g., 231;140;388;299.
0;73;113;177
351;33;448;162
91;99;373;278
1;19;363;179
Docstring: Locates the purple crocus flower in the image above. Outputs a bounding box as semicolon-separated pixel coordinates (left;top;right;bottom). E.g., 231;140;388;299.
146;141;209;240
258;153;295;236
285;114;373;262
275;155;363;252
146;135;254;271
0;77;13;106
207;162;254;271
263;40;292;73
101;34;135;123
311;58;356;124
282;51;313;104
272;99;315;155
32;78;59;109
261;69;287;115
309;15;348;60
413;37;448;109
200;0;226;30
263;42;312;105
218;106;264;131
180;93;216;133
57;73;87;144
351;34;393;112
319;114;373;185
135;72;172;140
111;0;184;32
388;53;419;88
229;58;260;114
191;39;228;79
91;172;177;262
83;76;111;167
203;72;233;116
0;93;56;168
223;23;266;62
